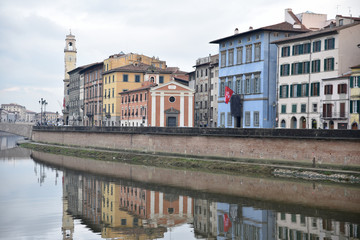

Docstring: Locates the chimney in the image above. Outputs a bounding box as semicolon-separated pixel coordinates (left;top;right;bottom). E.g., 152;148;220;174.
234;28;239;34
249;26;253;30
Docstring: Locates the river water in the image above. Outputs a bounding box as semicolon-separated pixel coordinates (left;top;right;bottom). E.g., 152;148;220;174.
0;132;359;240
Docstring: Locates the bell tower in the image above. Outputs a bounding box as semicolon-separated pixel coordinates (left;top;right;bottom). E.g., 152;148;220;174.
63;31;77;124
64;30;77;79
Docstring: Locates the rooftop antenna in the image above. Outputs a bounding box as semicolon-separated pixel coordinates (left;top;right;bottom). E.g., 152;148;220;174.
348;7;352;17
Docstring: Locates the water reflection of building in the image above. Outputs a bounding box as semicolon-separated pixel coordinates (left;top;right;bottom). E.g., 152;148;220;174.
62;173;74;240
194;199;217;239
277;212;360;239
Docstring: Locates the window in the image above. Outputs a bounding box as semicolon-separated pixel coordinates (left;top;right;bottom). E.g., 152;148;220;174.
236;47;243;64
325;38;335;50
303;43;311;54
280;64;290;76
246;45;252;63
311;82;320;96
301;104;306;113
279;85;289;98
228;80;232;89
292;104;297;113
290;84;301;98
313;40;321;52
324;85;333;95
301;83;309;97
245;111;250;126
312;60;321;73
292;62;310;75
254;112;259;126
339;19;343;26
227;112;232;126
228;49;234;66
323;104;332;117
200;84;203;92
236;76;242;94
221;51;226;67
309;104;316;114
281;104;286;113
254;43;261;61
324;58;334;71
112;75;115;82
281;46;290;57
123;74;128;82
112;88;114;98
340;102;345;117
205;69;208;76
220;80;225;97
220;112;225;126
350;100;360;113
338;84;347;94
169;96;175;102
112;103;114;113
254;74;260;93
135;75;140;82
245;75;251;94
350;76;360;88
292;44;303;55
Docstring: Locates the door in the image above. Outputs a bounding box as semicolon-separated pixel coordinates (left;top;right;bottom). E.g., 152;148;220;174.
168;117;177;127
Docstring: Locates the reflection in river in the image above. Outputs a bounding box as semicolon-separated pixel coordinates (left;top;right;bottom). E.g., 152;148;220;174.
0;133;359;239
60;168;360;240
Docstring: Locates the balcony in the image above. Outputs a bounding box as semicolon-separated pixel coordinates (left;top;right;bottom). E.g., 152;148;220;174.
320;112;348;120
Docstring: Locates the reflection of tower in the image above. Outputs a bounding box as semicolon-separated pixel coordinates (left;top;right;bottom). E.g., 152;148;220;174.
62;173;74;240
63;31;77;125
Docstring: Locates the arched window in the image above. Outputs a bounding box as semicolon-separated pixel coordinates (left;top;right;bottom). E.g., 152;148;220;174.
281;119;286;128
291;117;297;129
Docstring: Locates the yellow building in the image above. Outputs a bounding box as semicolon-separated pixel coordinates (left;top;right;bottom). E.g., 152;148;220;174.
101;182;165;239
350;64;360;129
102;60;173;126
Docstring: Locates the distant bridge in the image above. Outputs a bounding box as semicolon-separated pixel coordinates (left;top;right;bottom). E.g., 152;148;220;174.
0;122;33;139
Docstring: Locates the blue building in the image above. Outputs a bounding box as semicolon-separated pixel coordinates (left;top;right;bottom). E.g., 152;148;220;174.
210;22;308;128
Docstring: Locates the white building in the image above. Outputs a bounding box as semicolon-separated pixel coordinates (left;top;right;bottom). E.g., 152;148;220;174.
274;22;360;129
1;103;26;122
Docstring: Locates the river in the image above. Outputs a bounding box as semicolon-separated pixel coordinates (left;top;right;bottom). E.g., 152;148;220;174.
0;131;359;240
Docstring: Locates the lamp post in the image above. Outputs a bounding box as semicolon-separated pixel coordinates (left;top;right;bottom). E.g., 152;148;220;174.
38;98;48;125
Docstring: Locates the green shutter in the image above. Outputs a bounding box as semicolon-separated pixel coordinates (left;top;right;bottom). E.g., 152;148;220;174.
306;83;309;96
358;100;360;113
331;58;334;70
280;65;283;76
306;62;310;73
281;47;284;57
297;84;301;97
311;61;314;73
310;83;313;96
350;101;353;113
300;44;303;54
298;63;303;74
332;38;335;49
350;76;354;88
279;86;283;98
324;60;327;71
286;64;290;75
291;63;294;75
290;85;293;97
325;39;328;50
292;46;295;55
317;83;320;96
286;85;289;98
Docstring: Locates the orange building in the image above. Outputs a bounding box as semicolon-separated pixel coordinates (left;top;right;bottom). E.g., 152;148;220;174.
119;81;195;127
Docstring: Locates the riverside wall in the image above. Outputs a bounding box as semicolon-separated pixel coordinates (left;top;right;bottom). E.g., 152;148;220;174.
31;151;360;214
32;126;360;167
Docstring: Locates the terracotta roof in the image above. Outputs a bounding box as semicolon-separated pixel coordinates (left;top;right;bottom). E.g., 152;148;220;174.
210;22;309;44
79;62;103;73
105;63;173;74
272;22;360;44
174;75;189;81
68;63;98;74
336;15;360;21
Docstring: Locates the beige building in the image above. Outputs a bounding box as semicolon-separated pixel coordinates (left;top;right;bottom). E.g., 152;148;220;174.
350;64;360;129
1;103;26;122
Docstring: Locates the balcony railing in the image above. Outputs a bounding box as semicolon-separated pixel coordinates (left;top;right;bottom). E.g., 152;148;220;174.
320;112;348;120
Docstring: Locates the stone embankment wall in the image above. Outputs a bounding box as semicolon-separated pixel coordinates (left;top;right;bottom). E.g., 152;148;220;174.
0;122;33;139
32;151;360;213
32;126;360;167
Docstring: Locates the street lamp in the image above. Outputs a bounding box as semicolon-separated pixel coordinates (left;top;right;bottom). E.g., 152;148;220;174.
38;98;48;125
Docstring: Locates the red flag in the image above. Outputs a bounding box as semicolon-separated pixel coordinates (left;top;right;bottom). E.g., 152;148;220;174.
63;98;65;108
223;213;232;232
225;86;233;104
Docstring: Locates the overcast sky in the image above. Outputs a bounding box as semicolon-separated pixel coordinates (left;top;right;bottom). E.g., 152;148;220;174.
0;0;359;113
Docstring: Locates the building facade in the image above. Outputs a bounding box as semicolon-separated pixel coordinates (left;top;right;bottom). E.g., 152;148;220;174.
193;54;219;127
211;22;308;128
81;63;103;126
149;81;195;127
275;22;360;129
350;64;360;129
1;103;26;122
63;32;77;125
102;62;173;127
68;66;83;126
